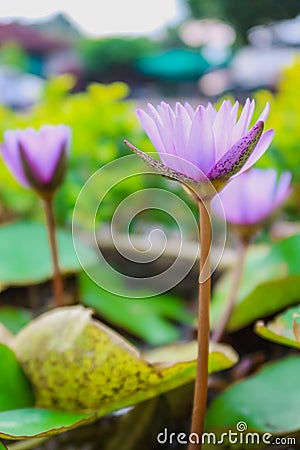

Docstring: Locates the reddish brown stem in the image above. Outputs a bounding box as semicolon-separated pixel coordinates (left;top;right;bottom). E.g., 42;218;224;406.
188;199;211;450
43;196;64;307
211;239;248;343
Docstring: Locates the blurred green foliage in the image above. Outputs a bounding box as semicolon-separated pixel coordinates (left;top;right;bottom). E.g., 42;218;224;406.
255;59;300;211
0;42;28;72
211;234;300;333
79;269;193;346
78;36;159;81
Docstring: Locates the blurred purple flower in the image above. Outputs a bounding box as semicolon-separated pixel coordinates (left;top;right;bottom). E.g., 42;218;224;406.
212;168;292;226
125;99;273;198
1;125;71;195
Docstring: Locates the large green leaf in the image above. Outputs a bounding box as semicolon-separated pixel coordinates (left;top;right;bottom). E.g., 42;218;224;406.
79;270;193;345
0;409;94;440
11;306;237;416
0;344;34;412
211;236;300;332
206;356;300;435
0;221;97;286
255;304;300;348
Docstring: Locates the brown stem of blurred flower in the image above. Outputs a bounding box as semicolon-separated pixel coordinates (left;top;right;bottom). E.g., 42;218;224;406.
211;239;248;343
43;196;64;308
189;199;211;450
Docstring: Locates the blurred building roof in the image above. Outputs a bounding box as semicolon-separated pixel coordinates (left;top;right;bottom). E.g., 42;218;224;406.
31;13;81;41
0;22;71;54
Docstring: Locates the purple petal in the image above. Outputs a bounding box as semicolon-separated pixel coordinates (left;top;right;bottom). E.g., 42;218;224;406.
152;103;177;160
136;108;166;154
230;101;239;122
213;168;292;226
146;103;163;124
236;128;274;176
1;131;29;187
18;125;70;184
144;104;182;171
140;103;199;176
212;179;247;224
157;102;176;129
157;102;197;175
205;102;217;124
208;121;264;181
232;98;255;142
187;105;216;176
273;171;292;207
174;102;192;155
184;102;195;118
213;100;236;160
257;102;270;122
243;169;277;222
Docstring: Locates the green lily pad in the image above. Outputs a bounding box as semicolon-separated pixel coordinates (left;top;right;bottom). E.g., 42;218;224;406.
211;236;300;332
11;306;237;416
0;442;7;449
0;408;94;440
0;307;32;334
79;270;193;345
206;355;300;434
0;221;97;286
255;304;300;348
0;344;34;412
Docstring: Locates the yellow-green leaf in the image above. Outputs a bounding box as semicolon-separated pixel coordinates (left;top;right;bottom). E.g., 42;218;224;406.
12;306;238;417
293;314;300;343
255;304;300;349
0;324;13;347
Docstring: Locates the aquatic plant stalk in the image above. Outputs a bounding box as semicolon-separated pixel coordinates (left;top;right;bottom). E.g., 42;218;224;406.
188;199;211;450
43;196;64;307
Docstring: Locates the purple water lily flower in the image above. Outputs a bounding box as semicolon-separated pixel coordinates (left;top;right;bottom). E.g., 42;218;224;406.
125;99;273;199
212;168;292;226
1;125;71;195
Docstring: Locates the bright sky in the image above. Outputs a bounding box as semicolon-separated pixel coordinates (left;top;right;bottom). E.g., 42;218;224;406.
0;0;186;37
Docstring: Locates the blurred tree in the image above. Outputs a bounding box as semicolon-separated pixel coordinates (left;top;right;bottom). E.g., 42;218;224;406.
185;0;300;42
78;36;159;83
0;41;28;71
